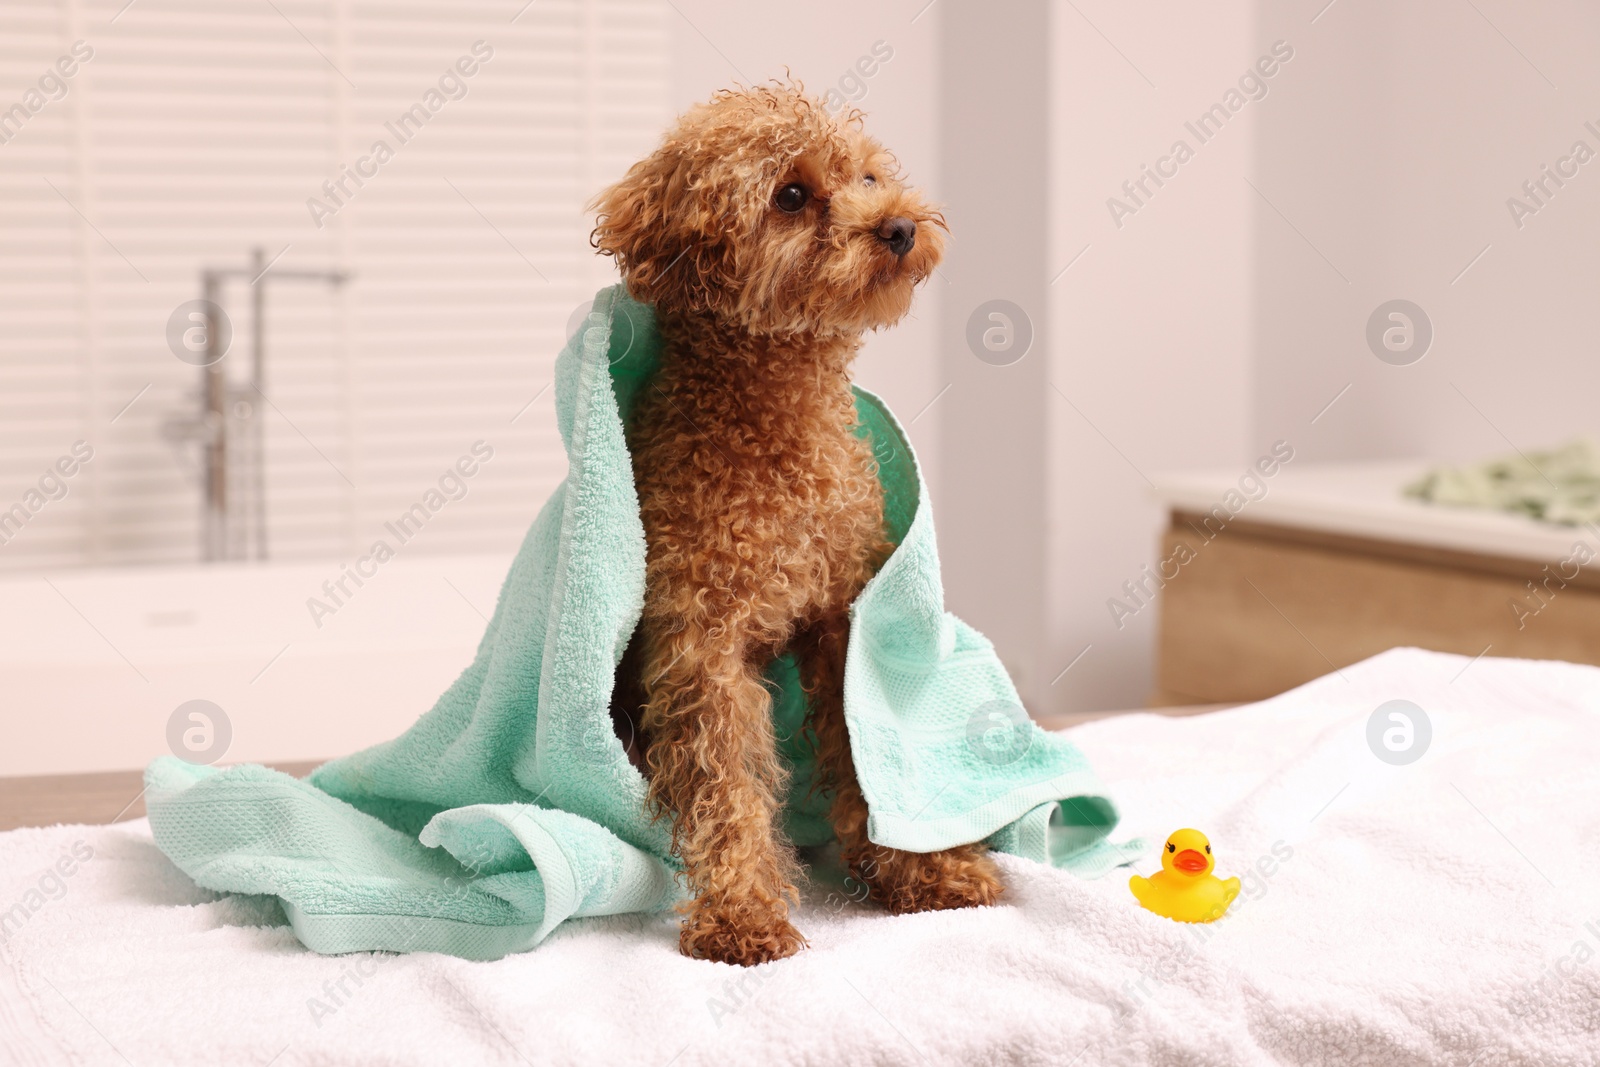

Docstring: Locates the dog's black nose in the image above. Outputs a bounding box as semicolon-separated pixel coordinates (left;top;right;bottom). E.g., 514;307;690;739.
877;216;916;258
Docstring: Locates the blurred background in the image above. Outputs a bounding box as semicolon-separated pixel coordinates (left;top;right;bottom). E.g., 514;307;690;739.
5;0;1600;778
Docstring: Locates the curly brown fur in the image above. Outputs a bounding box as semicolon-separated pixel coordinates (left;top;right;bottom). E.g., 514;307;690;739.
593;83;1001;966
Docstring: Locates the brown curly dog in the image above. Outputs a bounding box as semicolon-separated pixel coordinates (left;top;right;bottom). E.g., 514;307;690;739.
592;83;1003;967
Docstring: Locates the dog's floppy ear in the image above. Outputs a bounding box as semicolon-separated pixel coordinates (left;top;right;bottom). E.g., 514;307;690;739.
590;147;739;314
590;153;672;305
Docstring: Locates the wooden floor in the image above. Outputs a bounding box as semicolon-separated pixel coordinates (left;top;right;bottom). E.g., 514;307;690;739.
0;704;1235;832
0;760;323;832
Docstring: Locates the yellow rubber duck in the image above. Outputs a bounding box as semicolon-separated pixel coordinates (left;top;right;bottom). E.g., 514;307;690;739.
1129;829;1240;923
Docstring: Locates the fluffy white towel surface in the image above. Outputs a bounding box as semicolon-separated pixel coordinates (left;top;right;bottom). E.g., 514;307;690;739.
2;647;1595;1066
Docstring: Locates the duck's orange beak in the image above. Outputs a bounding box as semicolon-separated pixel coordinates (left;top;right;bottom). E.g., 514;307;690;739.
1173;849;1208;872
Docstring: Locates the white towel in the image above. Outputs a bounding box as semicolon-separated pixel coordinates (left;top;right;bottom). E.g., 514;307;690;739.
2;647;1595;1065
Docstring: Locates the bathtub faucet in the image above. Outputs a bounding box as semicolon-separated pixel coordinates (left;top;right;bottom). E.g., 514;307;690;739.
177;248;349;562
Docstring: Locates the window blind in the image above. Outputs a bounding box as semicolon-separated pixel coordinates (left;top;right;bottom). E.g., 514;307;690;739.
0;0;670;571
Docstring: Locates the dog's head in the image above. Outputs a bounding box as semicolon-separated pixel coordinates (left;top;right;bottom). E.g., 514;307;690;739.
590;82;944;338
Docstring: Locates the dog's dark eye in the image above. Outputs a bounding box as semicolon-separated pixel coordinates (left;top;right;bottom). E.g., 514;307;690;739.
1166;843;1175;853
863;174;876;186
775;184;809;213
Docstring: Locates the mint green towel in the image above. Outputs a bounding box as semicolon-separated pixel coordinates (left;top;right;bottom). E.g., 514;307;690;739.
1406;437;1600;525
145;284;1136;961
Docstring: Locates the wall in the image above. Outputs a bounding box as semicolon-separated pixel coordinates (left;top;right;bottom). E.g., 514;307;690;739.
1042;1;1258;714
1253;0;1600;465
934;1;1052;707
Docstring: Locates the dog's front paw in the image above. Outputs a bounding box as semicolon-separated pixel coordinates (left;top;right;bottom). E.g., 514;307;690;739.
679;898;807;966
852;843;1005;915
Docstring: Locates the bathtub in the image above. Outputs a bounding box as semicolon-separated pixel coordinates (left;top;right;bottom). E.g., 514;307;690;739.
0;553;512;777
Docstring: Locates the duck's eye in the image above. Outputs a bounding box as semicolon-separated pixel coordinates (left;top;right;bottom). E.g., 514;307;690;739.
863;174;877;186
1166;843;1176;853
775;184;809;213
1205;845;1211;853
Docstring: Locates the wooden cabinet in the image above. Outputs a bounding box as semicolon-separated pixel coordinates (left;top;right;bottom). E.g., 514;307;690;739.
1151;463;1600;705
